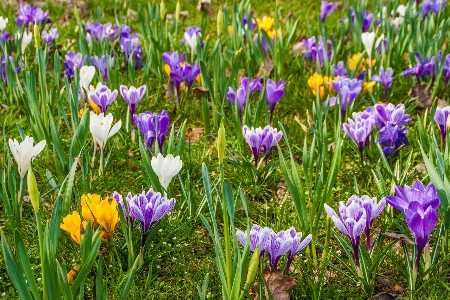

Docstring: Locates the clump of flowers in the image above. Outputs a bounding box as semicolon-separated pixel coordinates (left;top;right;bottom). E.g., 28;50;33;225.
91;55;114;84
236;224;312;274
226;76;263;122
133;110;170;153
343;110;376;161
64;52;87;81
326;77;363;116
16;4;51;27
302;36;333;68
242;125;282;167
42;28;58;47
348;52;375;72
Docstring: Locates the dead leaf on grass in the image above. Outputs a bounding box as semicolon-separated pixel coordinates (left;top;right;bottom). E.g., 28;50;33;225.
376;276;404;296
368;292;398;300
257;60;274;77
192;86;209;99
186;127;204;143
197;0;213;17
294;116;308;132
253;268;297;300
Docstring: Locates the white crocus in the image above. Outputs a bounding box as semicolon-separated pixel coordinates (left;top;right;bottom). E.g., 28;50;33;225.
0;17;8;31
183;32;200;53
151;153;182;191
361;32;376;68
89;112;122;174
17;31;33;54
9;136;46;179
80;66;96;91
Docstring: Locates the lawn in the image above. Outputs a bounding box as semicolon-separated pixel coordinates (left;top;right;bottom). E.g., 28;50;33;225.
0;0;450;299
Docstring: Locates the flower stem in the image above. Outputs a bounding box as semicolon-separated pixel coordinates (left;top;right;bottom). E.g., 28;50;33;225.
36;211;47;299
99;147;104;176
18;177;23;222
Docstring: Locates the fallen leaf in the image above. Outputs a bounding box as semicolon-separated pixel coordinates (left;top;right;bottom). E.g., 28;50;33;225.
257;60;274;77
438;99;448;108
368;292;398;300
375;230;414;245
292;41;306;56
186;127;204;143
253;268;297;300
197;0;213;17
1;103;8;110
408;83;433;109
294;116;308;132
192;86;209;99
376;276;404;296
409;163;426;176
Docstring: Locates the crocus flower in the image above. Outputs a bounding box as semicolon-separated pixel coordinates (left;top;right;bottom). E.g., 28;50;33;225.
88;84;118;113
162;51;186;70
369;103;412;129
385;181;440;270
327;77;362;116
265;79;285;124
226;77;262;119
1;55;21;86
17;31;32;54
181;26;202;52
332;61;348;77
0;17;7;30
371;67;394;103
434;106;450;143
91;55;114;84
303;36;333;68
256;16;275;32
422;0;447;18
266;230;293;272
16;4;51;27
324;198;366;269
0;30;9;44
377;38;388;55
85;22;112;42
120;85;146;118
42;28;58;47
236;224;272;257
350;9;373;32
9;136;46;179
133;110;170;151
243;14;257;30
112;192;134;225
79;66;96;91
89;112;122;173
320;1;338;23
124;188;176;249
60;211;85;244
120;36;143;70
401;52;436;79
284;228;312;274
94;198;120;234
151;153;183;190
361;32;376;67
242;125;282;167
442;54;450;86
343;110;376;159
64;52;87;81
351;195;385;252
81;193;103;223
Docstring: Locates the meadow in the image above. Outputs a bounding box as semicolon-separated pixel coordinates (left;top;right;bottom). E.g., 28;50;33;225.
0;0;450;299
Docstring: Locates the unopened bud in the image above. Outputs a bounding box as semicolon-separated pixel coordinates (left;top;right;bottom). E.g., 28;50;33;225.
217;8;224;36
217;119;225;164
246;244;260;285
176;1;181;21
74;5;79;22
160;0;166;21
33;23;40;49
27;165;39;213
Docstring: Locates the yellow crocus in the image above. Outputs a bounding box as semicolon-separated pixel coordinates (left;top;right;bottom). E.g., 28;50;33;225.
60;211;85;244
267;28;281;40
363;81;376;93
349;52;376;71
94;198;120;234
81;194;103;223
89;99;101;115
164;64;171;77
256;16;275;32
307;73;325;98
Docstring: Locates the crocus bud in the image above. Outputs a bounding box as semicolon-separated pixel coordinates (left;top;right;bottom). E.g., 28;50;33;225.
160;0;166;21
27;165;39;213
74;5;80;22
217;8;224;36
33;23;40;49
176;1;181;21
245;244;260;286
217;120;225;164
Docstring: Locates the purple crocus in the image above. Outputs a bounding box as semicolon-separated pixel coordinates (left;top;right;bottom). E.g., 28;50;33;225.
91;55;114;84
401;52;436;79
116;188;175;249
284;228;312;275
236;224;272;257
120;85;147;119
242;125;282;167
112;192;135;226
120;36;143;70
385;181;440;270
320;1;338;23
422;0;447;18
377;38;388;55
1;55;21;86
162;51;186;70
442;54;450;86
371;67;394;103
64;52;87;81
85;22;112;42
181;26;202;52
324;198;367;268
332;61;348;77
343;110;376;160
243;14;257;30
303;36;333;68
350;9;373;32
352;195;385;252
16;4;51;27
369;103;412;129
376;123;409;156
226;77;262;120
133;110;170;152
265;79;285;124
42;28;58;47
327;77;362;116
434;106;450;144
88;84;118;113
266;230;293;272
0;30;10;45
169;62;201;94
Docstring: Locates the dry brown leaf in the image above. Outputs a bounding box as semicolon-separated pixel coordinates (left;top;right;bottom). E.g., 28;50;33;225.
408;83;432;109
192;86;209;99
186;127;204;143
376;276;404;296
254;268;296;300
1;103;8;110
375;230;414;245
294;116;308;132
438;99;448;108
292;41;306;56
197;0;213;17
257;60;274;77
